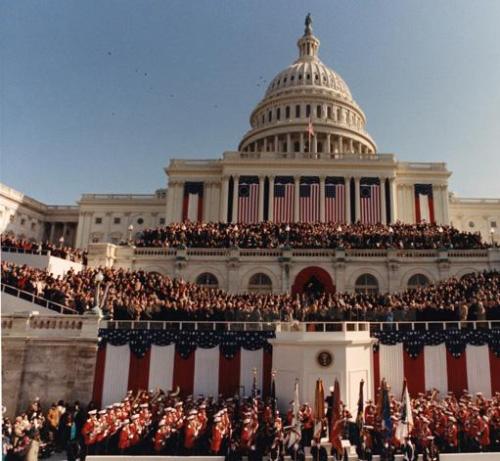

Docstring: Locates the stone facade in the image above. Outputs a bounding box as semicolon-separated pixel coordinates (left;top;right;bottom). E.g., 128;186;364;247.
87;243;500;294
1;314;99;417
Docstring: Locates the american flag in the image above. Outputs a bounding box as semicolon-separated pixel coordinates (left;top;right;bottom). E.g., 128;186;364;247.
273;182;294;223
325;181;345;223
299;182;319;222
238;182;259;223
360;183;381;223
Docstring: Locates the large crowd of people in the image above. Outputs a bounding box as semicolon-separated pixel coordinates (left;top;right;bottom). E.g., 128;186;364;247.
2;261;499;322
3;386;500;460
133;222;489;250
1;235;87;265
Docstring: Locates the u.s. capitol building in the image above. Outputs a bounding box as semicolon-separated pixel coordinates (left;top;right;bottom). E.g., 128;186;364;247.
2;17;499;294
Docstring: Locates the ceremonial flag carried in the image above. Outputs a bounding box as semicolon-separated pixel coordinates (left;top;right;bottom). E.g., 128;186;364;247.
379;378;392;437
313;378;325;439
396;378;414;441
270;371;277;414
356;379;365;430
329;379;341;443
287;379;302;448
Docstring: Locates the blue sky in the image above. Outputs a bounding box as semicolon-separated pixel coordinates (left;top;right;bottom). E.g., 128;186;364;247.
1;0;499;204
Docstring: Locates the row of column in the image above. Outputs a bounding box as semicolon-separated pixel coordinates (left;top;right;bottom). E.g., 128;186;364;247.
245;132;372;155
221;175;397;224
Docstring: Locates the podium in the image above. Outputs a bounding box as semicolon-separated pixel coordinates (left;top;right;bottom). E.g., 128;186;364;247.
270;323;376;414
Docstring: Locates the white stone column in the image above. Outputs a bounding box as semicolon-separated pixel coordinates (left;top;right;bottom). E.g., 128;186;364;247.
263;138;268;152
312;134;318;154
354;177;361;222
258;176;265;222
349;139;354;153
338;136;343;153
345;177;351;224
232;175;239;223
274;135;279;152
203;182;212;222
268;176;275;222
441;185;449;225
286;133;292;153
174;182;184;223
326;134;331;154
49;222;55;243
407;185;415;223
220;176;229;222
389;177;398;223
380;178;387;224
319;176;326;222
299;133;304;152
294;175;300;222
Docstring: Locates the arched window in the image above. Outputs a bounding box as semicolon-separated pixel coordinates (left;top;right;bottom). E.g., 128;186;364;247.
355;274;379;295
294;141;300;152
248;273;273;293
407;273;430;290
316;105;322;118
196;272;219;288
285;106;290;119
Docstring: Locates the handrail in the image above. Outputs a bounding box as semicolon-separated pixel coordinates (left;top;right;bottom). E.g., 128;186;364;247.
1;283;78;315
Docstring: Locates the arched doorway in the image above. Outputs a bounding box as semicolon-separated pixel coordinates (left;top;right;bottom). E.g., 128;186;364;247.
291;267;335;296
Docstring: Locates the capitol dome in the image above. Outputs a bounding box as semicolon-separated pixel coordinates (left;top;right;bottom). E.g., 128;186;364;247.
239;15;377;155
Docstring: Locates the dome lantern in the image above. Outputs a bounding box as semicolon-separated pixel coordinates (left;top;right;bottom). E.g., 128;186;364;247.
298;13;320;60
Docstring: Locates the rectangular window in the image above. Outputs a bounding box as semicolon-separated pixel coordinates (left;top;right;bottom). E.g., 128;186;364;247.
276;108;280;120
95;217;102;224
159;218;166;225
491;221;497;228
285;106;290;118
113;217;121;224
327;107;332;119
317;105;322;118
306;105;311;117
295;105;300;118
268;110;272;122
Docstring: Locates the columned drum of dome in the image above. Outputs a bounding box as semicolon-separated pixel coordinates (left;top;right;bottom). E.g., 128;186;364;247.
239;15;377;156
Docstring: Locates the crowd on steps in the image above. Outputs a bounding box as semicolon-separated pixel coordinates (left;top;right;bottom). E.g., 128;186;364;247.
2;387;500;460
1;235;88;265
132;222;489;250
2;261;500;322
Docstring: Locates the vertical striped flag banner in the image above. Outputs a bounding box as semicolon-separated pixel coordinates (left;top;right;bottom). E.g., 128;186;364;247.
299;180;320;222
182;182;204;222
325;179;345;223
238;180;259;223
273;180;294;223
415;184;435;224
360;181;381;224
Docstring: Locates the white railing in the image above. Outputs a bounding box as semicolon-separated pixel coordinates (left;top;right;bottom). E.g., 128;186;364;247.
125;247;495;259
101;320;499;332
1;283;78;315
2;246;50;256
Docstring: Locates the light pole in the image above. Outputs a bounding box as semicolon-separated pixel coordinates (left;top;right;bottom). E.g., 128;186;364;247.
128;224;134;244
92;271;104;316
438;226;444;248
